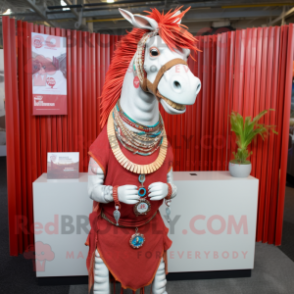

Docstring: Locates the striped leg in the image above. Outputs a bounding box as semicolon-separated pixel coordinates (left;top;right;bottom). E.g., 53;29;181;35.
93;249;110;294
152;258;168;294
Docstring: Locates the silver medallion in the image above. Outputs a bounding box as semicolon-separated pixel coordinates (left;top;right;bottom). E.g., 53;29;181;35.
113;206;121;226
130;228;145;249
134;199;151;216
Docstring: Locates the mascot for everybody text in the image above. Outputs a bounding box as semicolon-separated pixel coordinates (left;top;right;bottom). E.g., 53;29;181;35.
86;7;201;294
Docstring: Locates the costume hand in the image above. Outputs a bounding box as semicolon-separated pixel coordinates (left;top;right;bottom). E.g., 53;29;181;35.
118;185;140;205
148;182;168;201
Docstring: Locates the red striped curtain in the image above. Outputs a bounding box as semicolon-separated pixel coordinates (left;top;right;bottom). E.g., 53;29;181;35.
3;16;293;256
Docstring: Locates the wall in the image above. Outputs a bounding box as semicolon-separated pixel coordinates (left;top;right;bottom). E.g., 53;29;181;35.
3;16;294;255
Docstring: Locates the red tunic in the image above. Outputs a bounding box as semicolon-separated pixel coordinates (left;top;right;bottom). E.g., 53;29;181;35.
86;125;173;291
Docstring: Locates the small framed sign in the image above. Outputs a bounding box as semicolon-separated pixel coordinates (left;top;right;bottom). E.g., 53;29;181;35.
32;33;67;115
47;152;79;179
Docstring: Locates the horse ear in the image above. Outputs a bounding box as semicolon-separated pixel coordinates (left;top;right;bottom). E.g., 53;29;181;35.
173;10;182;24
133;14;158;30
119;8;158;31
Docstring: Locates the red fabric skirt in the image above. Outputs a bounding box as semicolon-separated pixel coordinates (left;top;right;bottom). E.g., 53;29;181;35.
86;208;172;292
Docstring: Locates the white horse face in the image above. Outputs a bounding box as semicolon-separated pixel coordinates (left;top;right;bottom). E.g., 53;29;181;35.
119;8;201;115
144;35;201;114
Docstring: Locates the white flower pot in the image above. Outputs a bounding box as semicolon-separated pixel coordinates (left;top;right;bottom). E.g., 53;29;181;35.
229;161;252;178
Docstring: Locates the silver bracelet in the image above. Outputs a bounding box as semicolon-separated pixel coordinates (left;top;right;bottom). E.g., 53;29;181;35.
170;183;177;199
101;185;113;203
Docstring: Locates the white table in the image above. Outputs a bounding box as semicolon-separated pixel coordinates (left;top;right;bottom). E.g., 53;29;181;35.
33;171;258;278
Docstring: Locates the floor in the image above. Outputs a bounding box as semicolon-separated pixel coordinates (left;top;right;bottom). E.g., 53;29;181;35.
0;157;69;294
279;185;294;262
1;156;294;294
69;242;294;294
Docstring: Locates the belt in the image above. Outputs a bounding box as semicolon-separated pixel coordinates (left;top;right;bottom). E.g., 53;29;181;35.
101;210;158;228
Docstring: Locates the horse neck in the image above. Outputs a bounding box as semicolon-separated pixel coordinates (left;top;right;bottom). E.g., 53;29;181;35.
119;59;160;127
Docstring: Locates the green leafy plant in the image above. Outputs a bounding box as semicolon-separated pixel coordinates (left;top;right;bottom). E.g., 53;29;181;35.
230;109;278;164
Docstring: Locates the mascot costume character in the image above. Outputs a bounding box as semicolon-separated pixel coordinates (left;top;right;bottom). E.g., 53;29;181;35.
86;7;201;294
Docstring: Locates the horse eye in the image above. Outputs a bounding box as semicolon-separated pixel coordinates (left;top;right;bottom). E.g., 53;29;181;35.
149;47;160;57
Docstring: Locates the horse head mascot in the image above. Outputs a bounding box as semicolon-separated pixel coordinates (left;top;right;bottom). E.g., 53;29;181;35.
86;7;201;294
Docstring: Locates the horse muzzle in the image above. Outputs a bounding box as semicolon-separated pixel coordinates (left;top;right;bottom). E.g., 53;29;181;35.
142;58;201;113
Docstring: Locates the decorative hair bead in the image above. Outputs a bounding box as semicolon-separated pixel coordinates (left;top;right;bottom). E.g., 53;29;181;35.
113;185;121;209
166;183;172;200
134;30;158;90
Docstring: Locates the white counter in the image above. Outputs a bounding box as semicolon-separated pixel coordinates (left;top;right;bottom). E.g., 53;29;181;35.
33;171;258;277
160;171;259;273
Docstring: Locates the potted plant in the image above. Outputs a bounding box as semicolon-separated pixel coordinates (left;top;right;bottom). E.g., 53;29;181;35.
229;109;278;178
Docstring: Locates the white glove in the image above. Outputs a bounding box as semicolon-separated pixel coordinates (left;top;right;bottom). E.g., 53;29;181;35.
118;185;140;205
148;182;168;201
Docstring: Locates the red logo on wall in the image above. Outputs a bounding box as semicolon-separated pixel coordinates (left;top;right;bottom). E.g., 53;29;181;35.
46;77;56;88
133;76;140;88
33;38;43;49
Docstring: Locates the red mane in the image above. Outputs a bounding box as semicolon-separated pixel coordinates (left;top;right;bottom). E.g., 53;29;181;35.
100;7;199;128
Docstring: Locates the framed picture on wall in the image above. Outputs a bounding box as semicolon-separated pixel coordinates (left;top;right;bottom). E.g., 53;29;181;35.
31;33;67;115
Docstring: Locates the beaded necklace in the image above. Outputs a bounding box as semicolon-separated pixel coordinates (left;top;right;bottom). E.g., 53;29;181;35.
107;109;168;175
114;109;162;149
113;113;163;156
116;101;162;133
113;102;163;156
